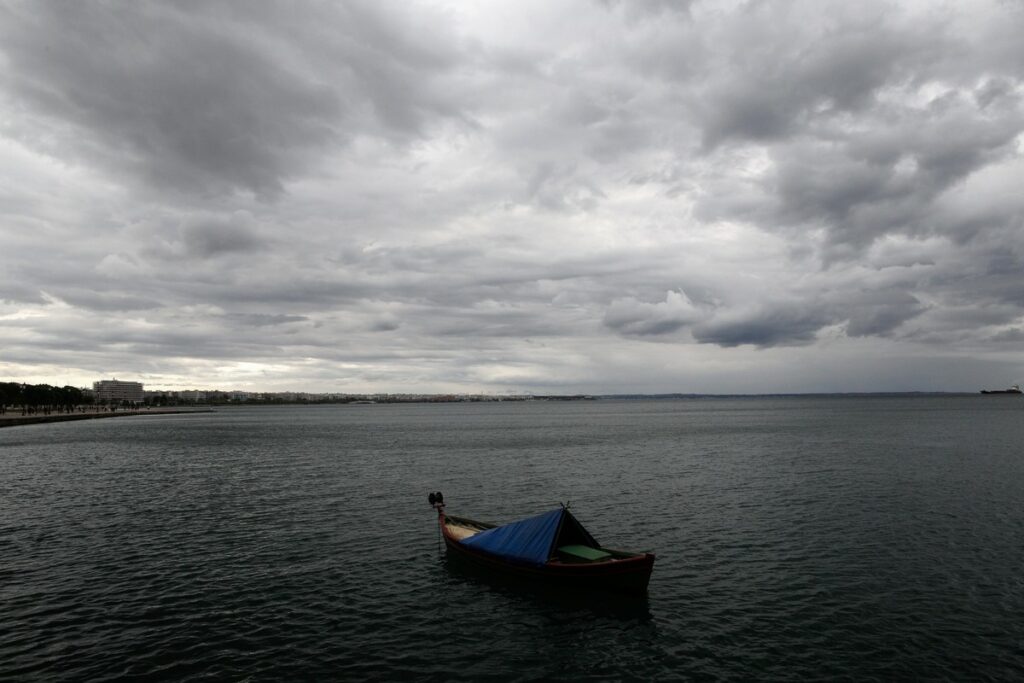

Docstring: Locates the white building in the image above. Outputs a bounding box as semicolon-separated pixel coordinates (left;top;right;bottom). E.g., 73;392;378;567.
93;379;144;404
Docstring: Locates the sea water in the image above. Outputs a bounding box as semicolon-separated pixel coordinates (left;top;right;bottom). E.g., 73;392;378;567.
3;397;1023;680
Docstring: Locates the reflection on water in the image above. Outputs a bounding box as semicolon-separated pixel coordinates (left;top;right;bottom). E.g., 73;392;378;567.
441;553;654;622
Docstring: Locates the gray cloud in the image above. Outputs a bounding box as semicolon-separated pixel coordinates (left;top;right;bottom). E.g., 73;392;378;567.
694;13;935;150
180;220;267;259
692;303;836;348
54;291;163;313
227;313;308;328
0;1;465;199
0;281;47;305
603;290;704;336
2;0;1023;392
991;328;1024;343
841;290;928;338
1;5;335;198
697;88;1024;261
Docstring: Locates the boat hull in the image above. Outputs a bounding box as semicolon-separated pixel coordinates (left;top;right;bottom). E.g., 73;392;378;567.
440;512;655;594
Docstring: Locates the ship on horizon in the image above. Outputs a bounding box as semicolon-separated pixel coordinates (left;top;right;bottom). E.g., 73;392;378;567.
980;384;1022;395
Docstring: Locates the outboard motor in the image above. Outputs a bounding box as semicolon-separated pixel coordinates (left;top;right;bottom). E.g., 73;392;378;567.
428;491;444;511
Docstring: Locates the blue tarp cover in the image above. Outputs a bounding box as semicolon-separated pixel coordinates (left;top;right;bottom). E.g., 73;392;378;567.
459;508;563;566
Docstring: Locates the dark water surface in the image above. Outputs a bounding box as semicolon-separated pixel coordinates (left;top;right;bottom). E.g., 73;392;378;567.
3;397;1024;680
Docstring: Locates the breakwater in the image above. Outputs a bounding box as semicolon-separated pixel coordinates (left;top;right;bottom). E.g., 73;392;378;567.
0;408;214;429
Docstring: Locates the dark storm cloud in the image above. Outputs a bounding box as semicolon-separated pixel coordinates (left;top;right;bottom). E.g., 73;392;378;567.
841;290;927;338
0;1;464;199
369;318;400;332
55;291;162;313
599;272;936;346
180;220;266;258
687;4;1024;260
693;12;935;150
933;257;1024;309
692;304;836;348
0;3;334;197
227;313;308;327
596;0;695;18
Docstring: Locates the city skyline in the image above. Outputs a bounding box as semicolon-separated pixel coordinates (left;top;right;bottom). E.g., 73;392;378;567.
2;1;1023;395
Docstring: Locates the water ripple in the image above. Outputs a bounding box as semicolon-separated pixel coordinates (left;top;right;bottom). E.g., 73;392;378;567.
2;399;1024;679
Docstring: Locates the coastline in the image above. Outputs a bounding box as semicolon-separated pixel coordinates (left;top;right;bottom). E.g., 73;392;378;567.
0;408;215;429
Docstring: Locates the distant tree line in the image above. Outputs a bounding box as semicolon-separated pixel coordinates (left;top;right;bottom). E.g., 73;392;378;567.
0;382;92;416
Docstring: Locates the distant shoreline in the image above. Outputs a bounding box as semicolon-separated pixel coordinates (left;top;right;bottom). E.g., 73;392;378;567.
0;408;215;429
0;394;998;429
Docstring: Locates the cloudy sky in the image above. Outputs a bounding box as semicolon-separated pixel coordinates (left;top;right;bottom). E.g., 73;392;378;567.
1;0;1023;394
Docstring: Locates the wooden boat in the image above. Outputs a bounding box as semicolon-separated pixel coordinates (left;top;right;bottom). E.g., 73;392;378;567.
429;492;655;594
